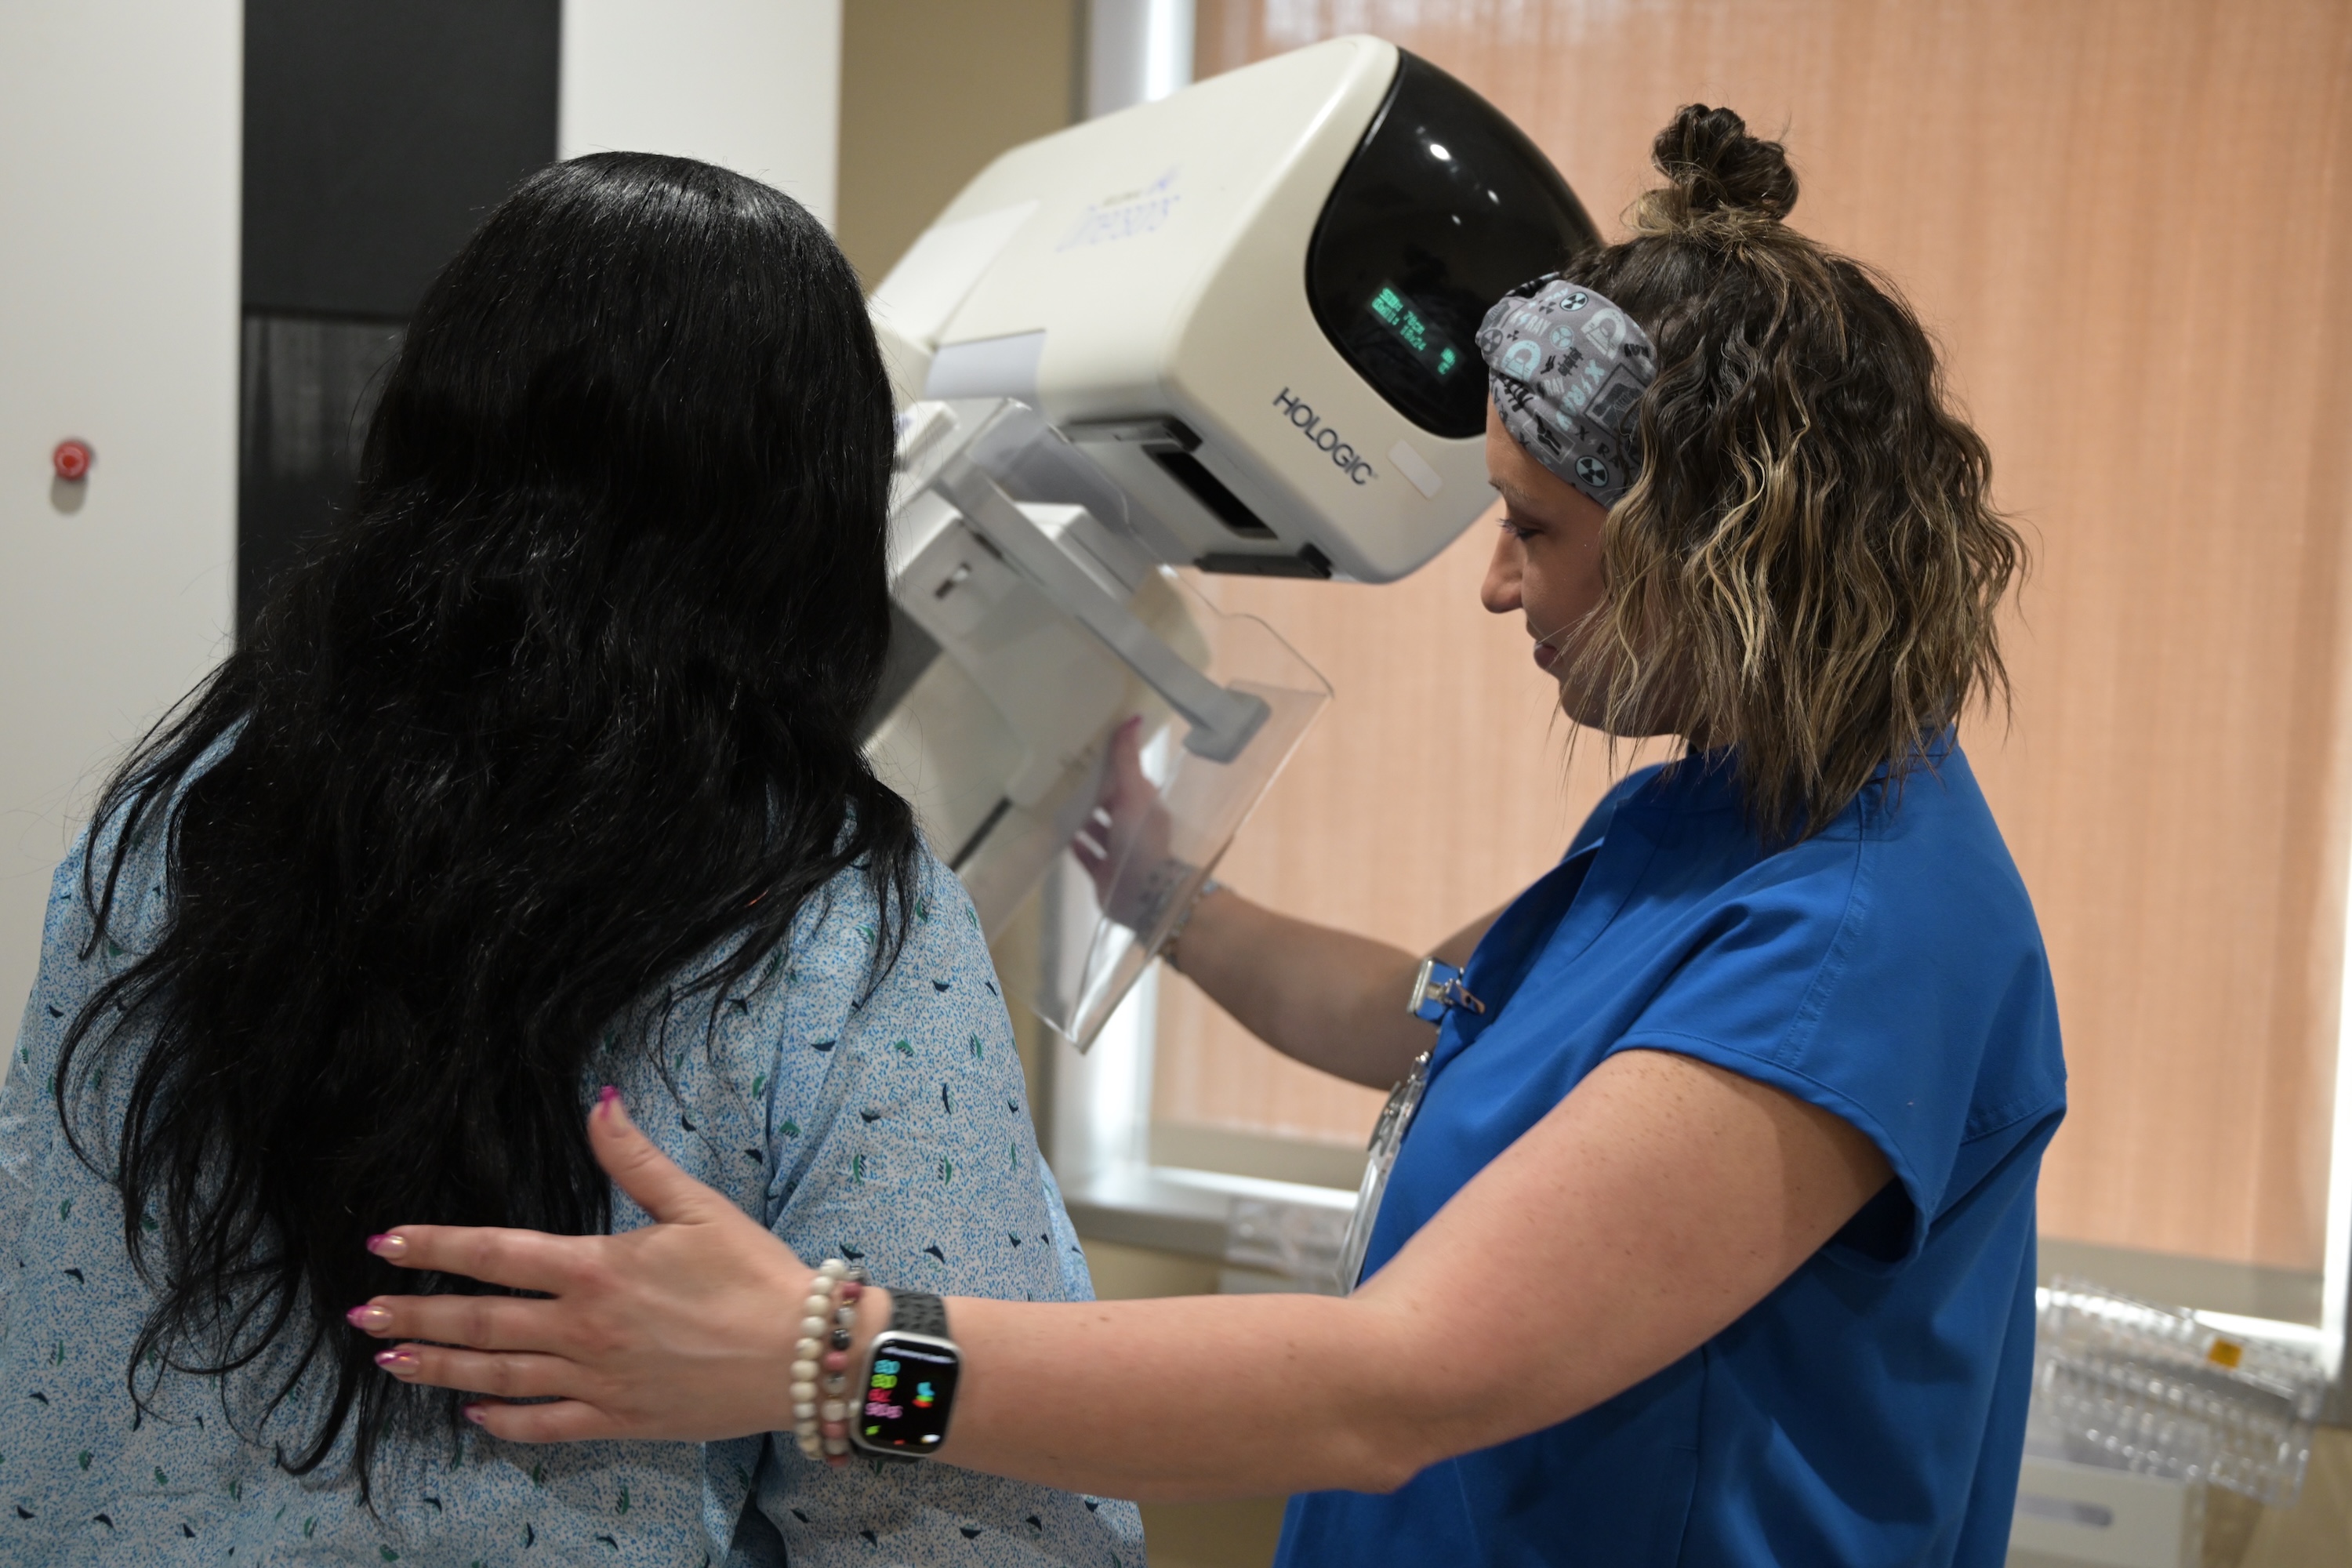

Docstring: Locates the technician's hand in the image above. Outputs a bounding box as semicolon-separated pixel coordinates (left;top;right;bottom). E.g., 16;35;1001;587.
350;1090;865;1444
1072;714;1181;928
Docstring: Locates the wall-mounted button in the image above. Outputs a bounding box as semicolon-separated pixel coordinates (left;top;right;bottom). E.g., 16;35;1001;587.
52;440;93;481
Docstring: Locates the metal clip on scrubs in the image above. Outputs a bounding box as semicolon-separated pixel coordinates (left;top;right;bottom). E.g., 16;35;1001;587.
1408;956;1486;1023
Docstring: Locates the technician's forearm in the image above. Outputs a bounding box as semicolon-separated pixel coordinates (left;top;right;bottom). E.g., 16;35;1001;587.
1167;890;1433;1087
926;1290;1434;1500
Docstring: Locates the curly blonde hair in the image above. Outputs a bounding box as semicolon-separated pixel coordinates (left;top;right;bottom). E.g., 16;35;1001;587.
1566;106;2023;842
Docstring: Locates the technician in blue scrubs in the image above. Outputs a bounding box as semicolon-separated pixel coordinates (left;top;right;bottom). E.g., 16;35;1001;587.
358;107;2061;1566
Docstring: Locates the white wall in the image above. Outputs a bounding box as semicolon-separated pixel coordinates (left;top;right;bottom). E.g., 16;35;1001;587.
561;0;842;227
0;2;244;1030
0;2;844;1032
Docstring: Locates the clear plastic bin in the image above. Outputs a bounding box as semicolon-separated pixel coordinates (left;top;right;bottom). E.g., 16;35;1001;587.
2033;1277;2325;1506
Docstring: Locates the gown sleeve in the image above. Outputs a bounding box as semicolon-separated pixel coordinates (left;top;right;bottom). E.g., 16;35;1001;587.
724;850;1144;1566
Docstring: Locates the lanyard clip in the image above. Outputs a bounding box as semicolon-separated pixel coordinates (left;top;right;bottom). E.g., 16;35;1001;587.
1407;956;1486;1023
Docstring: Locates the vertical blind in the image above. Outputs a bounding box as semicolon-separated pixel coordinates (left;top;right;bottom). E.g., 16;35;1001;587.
1157;0;2352;1276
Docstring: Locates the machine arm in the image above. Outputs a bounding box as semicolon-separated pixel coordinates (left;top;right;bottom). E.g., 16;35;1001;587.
932;454;1271;764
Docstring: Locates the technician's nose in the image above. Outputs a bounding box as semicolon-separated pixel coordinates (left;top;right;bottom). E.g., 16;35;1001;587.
1481;527;1523;615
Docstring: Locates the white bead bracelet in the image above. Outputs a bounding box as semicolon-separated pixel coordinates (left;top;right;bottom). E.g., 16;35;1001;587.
790;1258;866;1462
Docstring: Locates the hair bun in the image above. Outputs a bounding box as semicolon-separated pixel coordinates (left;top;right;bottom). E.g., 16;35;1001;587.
1651;105;1797;221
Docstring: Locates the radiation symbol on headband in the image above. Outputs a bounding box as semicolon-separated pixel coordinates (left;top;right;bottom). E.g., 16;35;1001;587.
1560;291;1589;310
1576;456;1611;488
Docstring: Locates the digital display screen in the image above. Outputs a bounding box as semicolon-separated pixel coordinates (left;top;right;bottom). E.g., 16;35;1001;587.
1366;282;1465;383
858;1341;960;1454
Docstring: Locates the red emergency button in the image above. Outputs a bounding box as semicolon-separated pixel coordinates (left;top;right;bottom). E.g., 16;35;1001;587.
53;440;93;481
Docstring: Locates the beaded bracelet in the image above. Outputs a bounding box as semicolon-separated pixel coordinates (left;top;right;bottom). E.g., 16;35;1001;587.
791;1259;868;1463
1160;877;1223;971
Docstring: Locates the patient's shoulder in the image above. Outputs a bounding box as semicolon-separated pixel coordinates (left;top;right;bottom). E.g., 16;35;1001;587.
763;844;993;1025
643;845;1014;1142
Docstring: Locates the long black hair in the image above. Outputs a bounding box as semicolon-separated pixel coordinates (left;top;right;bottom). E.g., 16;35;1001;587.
58;152;920;1486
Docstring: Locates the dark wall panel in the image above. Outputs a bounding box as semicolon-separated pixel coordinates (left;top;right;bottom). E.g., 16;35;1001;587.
237;318;405;622
242;0;561;318
238;0;559;630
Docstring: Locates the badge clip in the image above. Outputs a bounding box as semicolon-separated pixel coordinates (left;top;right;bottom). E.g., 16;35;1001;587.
1407;956;1485;1023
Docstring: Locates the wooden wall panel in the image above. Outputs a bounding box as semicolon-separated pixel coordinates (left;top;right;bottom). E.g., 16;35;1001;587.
1160;0;2352;1272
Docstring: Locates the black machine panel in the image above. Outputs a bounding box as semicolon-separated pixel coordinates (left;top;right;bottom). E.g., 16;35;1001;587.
1305;52;1600;440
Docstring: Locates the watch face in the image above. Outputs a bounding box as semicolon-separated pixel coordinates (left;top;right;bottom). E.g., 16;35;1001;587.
858;1335;960;1455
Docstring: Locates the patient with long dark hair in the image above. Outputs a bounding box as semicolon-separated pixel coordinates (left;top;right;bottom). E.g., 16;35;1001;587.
0;154;1143;1564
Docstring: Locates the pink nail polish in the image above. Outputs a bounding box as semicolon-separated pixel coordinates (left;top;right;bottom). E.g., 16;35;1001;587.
365;1233;408;1261
373;1348;416;1370
463;1405;487;1426
346;1304;391;1331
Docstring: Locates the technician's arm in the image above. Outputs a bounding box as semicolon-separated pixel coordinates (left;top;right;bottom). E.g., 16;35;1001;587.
1167;886;1496;1088
1074;715;1497;1088
361;1052;1892;1500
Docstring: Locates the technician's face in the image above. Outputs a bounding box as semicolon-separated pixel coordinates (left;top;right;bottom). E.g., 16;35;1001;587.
1480;401;1613;725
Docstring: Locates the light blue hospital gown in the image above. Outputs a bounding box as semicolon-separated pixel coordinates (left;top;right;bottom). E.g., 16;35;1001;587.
0;806;1145;1566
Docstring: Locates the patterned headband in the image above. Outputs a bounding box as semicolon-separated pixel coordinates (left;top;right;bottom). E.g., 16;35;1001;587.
1475;276;1658;508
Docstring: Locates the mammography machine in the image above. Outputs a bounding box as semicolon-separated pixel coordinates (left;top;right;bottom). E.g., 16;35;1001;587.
862;35;1595;1045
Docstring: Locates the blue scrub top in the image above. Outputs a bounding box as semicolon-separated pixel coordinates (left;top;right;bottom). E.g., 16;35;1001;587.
1276;743;2064;1567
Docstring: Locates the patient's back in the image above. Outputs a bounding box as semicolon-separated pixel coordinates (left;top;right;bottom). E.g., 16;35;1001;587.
0;812;1142;1566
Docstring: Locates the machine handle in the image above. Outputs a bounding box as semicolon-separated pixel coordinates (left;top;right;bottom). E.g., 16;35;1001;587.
935;456;1270;763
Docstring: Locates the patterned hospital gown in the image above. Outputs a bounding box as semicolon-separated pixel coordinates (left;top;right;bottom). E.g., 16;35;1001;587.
0;804;1146;1566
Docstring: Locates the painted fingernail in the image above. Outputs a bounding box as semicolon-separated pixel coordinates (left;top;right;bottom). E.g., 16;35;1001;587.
346;1303;392;1332
597;1085;620;1110
365;1233;408;1261
463;1405;488;1426
373;1348;418;1373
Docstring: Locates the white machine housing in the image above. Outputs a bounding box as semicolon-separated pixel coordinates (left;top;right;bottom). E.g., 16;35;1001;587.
861;39;1595;1041
869;35;1596;585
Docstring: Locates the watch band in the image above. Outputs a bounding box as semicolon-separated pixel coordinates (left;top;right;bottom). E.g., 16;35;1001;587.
890;1290;949;1339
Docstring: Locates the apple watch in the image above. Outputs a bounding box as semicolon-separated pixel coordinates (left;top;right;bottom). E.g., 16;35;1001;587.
849;1290;961;1461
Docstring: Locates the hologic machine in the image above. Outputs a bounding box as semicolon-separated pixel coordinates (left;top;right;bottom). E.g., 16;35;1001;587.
862;35;1596;1046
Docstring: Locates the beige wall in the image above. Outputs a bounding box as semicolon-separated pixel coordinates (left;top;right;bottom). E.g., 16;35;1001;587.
1167;0;2352;1277
835;0;1083;285
561;0;844;225
0;0;243;1036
